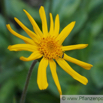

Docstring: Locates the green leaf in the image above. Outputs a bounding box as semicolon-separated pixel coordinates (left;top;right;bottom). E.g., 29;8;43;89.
52;0;81;20
0;15;7;35
65;84;81;94
0;79;14;103
0;69;14;84
88;1;103;22
27;91;59;103
15;62;40;92
5;0;40;28
88;0;103;12
91;62;103;87
0;34;9;48
91;14;103;38
90;40;103;64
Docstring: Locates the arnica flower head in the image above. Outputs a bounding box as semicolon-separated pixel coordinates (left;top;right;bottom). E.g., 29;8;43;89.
6;6;93;95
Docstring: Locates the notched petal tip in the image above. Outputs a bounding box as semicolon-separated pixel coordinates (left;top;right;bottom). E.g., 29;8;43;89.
56;14;59;17
39;5;48;35
83;77;88;85
6;24;12;31
86;44;88;46
38;83;49;90
39;6;45;14
72;21;76;24
14;17;19;23
84;44;88;47
71;21;76;27
56;58;89;86
90;64;93;67
57;21;76;44
6;24;11;31
87;64;93;70
14;17;17;20
83;64;93;70
49;13;52;16
6;24;9;26
39;6;44;10
20;56;27;61
85;44;88;48
7;45;11;50
23;9;28;14
23;9;26;12
7;45;18;51
83;76;88;85
73;74;88;85
64;53;93;70
6;24;10;28
55;14;59;21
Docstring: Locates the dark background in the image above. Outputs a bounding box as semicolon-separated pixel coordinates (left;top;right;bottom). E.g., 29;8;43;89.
0;0;103;103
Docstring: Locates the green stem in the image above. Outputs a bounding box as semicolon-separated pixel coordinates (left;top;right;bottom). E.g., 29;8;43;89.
20;60;38;103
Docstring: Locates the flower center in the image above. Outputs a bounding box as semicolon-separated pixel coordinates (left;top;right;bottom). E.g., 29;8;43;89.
38;36;63;59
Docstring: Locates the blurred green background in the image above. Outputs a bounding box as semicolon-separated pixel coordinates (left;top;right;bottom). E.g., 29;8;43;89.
0;0;103;103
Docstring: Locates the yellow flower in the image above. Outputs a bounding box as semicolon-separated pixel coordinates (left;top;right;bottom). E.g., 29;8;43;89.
6;6;93;95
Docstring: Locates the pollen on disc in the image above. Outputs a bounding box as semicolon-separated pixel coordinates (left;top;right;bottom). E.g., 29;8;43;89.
38;36;63;59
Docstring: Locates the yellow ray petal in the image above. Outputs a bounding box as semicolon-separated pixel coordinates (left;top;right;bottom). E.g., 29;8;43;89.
49;59;62;95
39;6;48;36
37;57;48;90
14;17;40;43
56;58;88;85
64;53;93;70
23;9;43;37
8;44;37;52
54;14;60;37
49;13;54;35
62;44;88;51
20;51;42;61
6;24;34;45
56;21;76;44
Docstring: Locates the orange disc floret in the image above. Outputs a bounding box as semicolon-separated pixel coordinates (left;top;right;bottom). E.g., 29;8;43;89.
38;36;63;59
